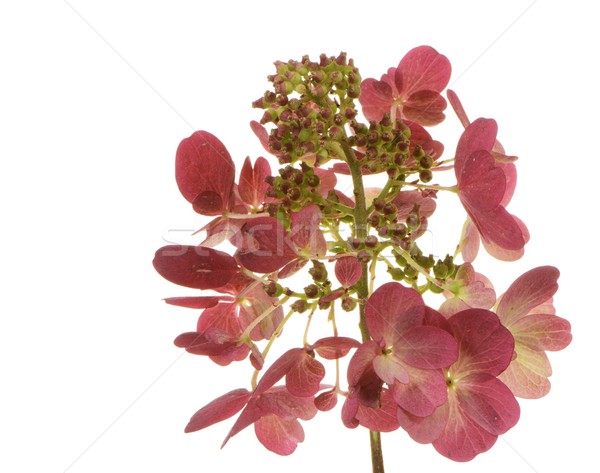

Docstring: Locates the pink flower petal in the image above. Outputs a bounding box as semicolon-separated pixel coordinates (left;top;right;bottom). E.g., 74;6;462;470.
396;46;451;99
365;282;424;344
498;344;552;399
391;366;448;417
458;149;506;213
394;325;458;369
355;389;400;432
468;205;526;252
510;314;572;351
185;388;251;433
235;217;297;273
397;402;449;444
432;391;497;462
373;353;410;385
335;256;363;288
176;131;235;214
497;266;560;325
456;373;520;436
153;245;239;290
286;353;325;397
290;205;327;258
311;336;361;359
254;349;304;396
256;387;318;421
238;156;271;209
254;415;305;455
163;296;228;309
315;389;338;411
359;78;394;122
455;118;498;177
448;309;514;377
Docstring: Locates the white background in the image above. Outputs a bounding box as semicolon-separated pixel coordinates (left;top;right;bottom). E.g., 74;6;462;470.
1;1;597;472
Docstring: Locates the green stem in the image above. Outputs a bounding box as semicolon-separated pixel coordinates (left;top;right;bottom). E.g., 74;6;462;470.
343;142;385;473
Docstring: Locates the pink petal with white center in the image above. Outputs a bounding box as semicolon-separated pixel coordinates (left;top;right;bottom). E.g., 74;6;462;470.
176;131;235;215
396;46;451;99
510;314;572;351
458;150;506;213
311;336;361;360
455;118;497;177
497;266;560;325
236;217;297;273
448;309;514;377
432;391;497;462
286;353;325;397
355;389;400;432
238;156;271;209
373;353;409;385
290;205;326;257
498;344;552;399
456;373;520;436
185;388;251;433
393;325;458;369
254;415;305;455
153;245;239;290
397;402;449;444
390;366;448;417
365;282;424;344
335;256;362;288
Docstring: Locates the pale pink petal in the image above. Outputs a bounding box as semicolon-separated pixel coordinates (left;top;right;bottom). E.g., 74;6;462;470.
497;266;559;325
373;353;409;385
458;219;480;263
238;156;271;209
290;205;327;258
498;344;552;399
254;415;305;455
510;314;572;351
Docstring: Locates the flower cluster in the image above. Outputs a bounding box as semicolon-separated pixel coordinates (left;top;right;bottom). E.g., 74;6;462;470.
153;47;571;465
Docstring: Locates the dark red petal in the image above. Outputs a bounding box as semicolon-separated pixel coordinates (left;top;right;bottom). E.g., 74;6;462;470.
497;266;560;325
153;245;239;290
312;337;361;360
278;258;308;279
315;389;338;411
359;78;393;122
334;256;362;288
468;206;526;252
185;388;251;433
175;131;235;213
365;282;424;344
355;389;400;432
235;217;297;273
238;156;271;209
164;296;228;309
396;46;451;98
448;309;515;377
455;118;498;178
457;373;520;436
458;150;506;212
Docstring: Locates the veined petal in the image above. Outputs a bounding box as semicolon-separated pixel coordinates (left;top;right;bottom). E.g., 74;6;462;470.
455;118;498;178
393;325;458;369
510;314;572;351
391;366;448;417
335;256;362;288
185;388;251;433
254;416;304;456
498;344;552;399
